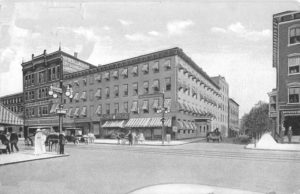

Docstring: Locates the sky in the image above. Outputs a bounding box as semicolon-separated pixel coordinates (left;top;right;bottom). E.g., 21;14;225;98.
0;0;299;117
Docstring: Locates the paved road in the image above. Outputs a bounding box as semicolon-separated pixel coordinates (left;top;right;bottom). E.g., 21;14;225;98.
0;142;299;194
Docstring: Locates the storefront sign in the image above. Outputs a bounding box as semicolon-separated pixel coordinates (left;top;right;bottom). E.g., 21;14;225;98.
25;100;52;107
283;110;300;116
99;113;130;120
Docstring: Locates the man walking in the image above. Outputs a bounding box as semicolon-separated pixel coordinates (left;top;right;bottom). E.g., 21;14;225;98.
10;132;19;152
287;126;293;143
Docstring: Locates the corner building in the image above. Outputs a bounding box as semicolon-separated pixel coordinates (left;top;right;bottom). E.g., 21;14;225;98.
63;48;225;140
269;11;300;136
22;47;231;140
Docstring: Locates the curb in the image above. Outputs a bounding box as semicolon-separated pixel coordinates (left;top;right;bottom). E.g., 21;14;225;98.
244;146;300;152
93;138;205;147
0;153;69;166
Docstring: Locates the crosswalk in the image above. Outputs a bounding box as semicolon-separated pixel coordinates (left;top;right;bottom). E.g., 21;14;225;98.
66;143;300;163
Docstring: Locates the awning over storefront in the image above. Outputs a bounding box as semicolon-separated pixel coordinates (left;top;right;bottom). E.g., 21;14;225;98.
148;117;171;127
102;120;126;128
125;118;151;128
176;120;196;130
50;103;59;114
0;104;23;125
73;93;79;101
80;92;87;100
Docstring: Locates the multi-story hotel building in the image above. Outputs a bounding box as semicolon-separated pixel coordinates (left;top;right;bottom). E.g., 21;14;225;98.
228;98;239;137
21;47;236;140
211;76;229;136
268;11;300;136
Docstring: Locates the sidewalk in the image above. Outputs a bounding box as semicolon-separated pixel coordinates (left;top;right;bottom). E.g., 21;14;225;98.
94;137;205;146
0;150;69;166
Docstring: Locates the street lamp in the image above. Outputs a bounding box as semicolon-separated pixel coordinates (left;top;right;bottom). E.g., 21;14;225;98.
156;90;168;144
48;83;73;133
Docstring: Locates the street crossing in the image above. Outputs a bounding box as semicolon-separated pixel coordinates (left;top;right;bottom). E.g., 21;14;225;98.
66;143;300;163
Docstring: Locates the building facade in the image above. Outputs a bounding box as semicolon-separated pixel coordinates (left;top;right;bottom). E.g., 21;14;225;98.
211;76;229;136
21;47;236;139
268;11;300;136
21;49;95;137
228;98;239;137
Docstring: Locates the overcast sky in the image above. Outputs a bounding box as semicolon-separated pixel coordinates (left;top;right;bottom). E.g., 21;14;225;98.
0;0;299;116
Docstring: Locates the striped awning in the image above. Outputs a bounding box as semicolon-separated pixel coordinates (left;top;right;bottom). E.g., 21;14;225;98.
50;103;59;114
148;117;171;127
0;104;23;125
73;93;79;101
102;120;125;128
67;108;72;117
80;92;87;100
125;118;151;128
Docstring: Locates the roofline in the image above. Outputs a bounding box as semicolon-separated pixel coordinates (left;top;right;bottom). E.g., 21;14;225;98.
21;49;96;68
229;98;239;106
273;10;298;18
0;92;23;99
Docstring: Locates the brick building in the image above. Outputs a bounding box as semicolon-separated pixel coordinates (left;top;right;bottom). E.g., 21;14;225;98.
268;11;300;136
20;47;236;139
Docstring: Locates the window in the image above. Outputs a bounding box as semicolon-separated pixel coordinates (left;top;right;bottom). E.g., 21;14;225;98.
106;103;110;114
288;56;300;74
95;88;102;99
132;66;138;76
289;87;300;103
48;68;51;81
57;66;61;79
121;68;128;78
96;105;102;115
131;101;138;113
165;77;171;91
152;79;160;92
83;78;87;86
89;89;94;101
31;73;35;85
143;81;149;94
39;71;46;83
290;27;300;44
52;67;56;80
104;72;110;81
114;103;119;114
114;85;119;98
133;82;138;96
123;102;128;113
153;61;159;73
105;87;110;98
95;74;101;82
89;75;94;84
112;70;119;80
142;63;149;74
164;60;171;70
142;100;149;114
123;84;128;96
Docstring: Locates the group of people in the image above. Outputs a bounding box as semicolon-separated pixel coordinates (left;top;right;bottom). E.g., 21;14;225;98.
0;132;19;154
116;130;145;145
280;126;293;143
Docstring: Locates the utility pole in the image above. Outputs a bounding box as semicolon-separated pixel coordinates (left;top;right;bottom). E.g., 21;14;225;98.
161;89;165;145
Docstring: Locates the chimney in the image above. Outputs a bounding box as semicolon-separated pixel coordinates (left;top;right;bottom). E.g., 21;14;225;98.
44;49;47;55
74;52;78;58
32;54;34;59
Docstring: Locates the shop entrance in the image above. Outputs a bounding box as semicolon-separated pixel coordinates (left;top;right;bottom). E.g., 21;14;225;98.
284;116;300;135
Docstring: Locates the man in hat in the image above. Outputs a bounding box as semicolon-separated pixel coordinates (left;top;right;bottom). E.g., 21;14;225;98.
59;132;66;154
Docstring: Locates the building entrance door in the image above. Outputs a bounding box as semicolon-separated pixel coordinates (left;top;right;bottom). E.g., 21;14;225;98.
284;116;300;135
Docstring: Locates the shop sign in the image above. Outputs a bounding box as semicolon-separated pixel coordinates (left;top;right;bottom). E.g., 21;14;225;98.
99;113;130;120
283;110;300;116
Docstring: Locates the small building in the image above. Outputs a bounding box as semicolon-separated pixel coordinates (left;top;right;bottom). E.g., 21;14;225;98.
228;98;239;137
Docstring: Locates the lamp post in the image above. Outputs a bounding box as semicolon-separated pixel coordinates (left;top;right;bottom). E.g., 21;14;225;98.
48;81;73;133
157;90;167;144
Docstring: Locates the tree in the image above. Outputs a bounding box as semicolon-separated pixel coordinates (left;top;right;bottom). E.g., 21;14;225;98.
241;101;273;138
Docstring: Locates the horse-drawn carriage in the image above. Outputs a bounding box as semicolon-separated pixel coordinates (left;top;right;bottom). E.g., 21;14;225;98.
206;129;222;143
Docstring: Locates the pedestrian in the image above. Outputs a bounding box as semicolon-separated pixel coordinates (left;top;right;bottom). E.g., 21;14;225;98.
138;132;145;144
116;132;121;144
132;131;136;145
287;126;293;143
128;130;133;146
10;132;19;152
59;132;66;154
280;126;285;143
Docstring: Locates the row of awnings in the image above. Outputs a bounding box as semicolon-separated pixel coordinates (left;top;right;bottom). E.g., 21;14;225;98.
178;101;216;118
0;104;23;125
177;64;221;97
67;107;87;117
176;120;197;130
102;117;172;128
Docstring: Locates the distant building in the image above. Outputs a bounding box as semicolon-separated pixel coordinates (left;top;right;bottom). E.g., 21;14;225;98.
211;76;229;137
0;92;24;117
228;98;239;137
268;11;300;136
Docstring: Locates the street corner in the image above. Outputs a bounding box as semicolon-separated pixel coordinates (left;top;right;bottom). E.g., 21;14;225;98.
127;183;264;194
0;151;69;166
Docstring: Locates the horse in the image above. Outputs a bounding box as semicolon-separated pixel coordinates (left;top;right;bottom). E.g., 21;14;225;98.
0;134;11;154
206;129;222;143
45;133;59;152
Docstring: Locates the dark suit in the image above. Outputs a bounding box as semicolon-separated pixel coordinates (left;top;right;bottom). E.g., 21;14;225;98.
59;134;66;154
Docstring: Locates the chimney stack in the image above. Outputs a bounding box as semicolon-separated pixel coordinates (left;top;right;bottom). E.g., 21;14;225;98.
32;54;34;59
44;49;47;55
74;52;78;58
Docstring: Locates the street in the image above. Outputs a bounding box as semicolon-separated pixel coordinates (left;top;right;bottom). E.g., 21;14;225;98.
0;142;300;194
